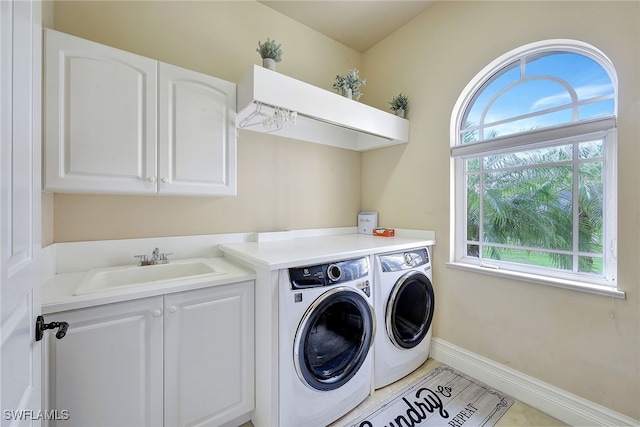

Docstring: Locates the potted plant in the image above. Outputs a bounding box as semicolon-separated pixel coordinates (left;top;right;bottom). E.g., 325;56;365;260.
389;93;409;118
257;38;282;71
333;69;366;100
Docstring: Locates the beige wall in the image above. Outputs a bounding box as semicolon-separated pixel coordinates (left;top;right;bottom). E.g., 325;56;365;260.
361;1;639;419
48;0;363;243
47;0;639;420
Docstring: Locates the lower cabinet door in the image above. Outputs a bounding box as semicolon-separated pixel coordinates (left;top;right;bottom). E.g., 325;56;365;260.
42;297;164;427
163;281;254;427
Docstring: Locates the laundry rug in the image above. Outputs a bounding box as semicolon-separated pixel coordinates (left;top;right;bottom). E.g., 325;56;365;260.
344;365;514;427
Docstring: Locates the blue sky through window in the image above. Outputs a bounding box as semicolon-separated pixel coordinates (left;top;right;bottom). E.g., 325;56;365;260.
462;51;614;142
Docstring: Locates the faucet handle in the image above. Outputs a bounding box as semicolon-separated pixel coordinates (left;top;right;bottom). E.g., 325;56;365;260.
134;254;149;266
158;252;173;263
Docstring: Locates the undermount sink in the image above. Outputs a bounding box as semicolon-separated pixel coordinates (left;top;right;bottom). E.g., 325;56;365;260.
74;259;226;295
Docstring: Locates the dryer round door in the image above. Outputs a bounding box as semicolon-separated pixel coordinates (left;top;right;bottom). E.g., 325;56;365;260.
386;271;435;349
294;287;375;391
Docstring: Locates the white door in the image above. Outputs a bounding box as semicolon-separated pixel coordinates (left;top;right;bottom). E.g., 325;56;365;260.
0;1;43;426
158;62;237;196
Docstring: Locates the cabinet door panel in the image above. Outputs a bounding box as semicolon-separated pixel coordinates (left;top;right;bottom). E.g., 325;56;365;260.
68;58;142;176
159;62;236;196
164;281;254;427
44;29;157;193
43;298;163;427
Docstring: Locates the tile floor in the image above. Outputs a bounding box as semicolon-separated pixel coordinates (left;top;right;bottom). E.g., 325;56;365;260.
243;358;566;427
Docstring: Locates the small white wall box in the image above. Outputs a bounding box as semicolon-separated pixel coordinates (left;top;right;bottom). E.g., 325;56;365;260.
358;212;378;234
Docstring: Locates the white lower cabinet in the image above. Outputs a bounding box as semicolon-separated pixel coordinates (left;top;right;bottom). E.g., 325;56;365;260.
43;281;254;427
163;283;254;426
43;297;164;427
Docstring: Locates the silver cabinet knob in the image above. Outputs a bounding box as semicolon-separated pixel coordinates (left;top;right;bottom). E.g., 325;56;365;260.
169;305;177;314
148;176;156;183
161;177;168;184
152;308;162;317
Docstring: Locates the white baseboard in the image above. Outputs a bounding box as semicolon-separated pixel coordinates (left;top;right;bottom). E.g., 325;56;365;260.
430;338;639;426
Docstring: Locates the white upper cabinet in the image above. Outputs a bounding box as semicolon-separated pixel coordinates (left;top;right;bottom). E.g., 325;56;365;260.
44;29;157;193
158;62;236;196
44;29;237;196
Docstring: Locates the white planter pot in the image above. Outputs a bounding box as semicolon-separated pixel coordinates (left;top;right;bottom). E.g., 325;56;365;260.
262;58;276;71
394;108;405;118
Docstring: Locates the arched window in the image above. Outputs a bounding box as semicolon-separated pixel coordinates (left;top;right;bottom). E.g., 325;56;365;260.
450;40;620;296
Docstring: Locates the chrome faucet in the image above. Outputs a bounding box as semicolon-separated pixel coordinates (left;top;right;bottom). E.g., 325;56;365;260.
134;247;172;266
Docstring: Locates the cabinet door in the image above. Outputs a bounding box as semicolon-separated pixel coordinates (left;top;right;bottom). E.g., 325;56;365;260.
164;281;254;426
44;29;157;193
158;62;237;196
42;297;164;427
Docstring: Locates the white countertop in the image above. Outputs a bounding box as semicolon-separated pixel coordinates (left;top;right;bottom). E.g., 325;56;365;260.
219;231;436;270
41;228;435;313
42;256;256;314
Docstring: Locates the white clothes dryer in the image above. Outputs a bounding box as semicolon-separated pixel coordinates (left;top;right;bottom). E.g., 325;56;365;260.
278;256;375;427
373;247;435;389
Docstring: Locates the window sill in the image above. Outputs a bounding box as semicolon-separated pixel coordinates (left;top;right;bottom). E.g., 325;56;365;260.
446;262;625;299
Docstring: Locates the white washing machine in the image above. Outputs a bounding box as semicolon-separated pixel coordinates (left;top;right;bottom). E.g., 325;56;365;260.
373;247;435;389
278;256;375;427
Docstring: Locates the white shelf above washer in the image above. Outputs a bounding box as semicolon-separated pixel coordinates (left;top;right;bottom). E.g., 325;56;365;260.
236;65;409;151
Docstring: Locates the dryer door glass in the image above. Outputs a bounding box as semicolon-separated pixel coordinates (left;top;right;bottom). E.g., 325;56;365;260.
386;271;435;349
295;288;374;391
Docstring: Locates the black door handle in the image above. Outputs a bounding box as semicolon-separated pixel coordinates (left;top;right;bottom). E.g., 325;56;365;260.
35;315;69;341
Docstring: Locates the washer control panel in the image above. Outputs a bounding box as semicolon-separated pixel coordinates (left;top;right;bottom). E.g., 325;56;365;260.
379;247;430;272
289;257;369;289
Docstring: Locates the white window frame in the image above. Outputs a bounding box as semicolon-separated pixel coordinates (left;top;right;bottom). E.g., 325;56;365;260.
448;40;623;298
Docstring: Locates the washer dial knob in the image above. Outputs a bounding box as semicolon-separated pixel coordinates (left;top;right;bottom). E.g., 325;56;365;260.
327;264;342;281
404;252;414;266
